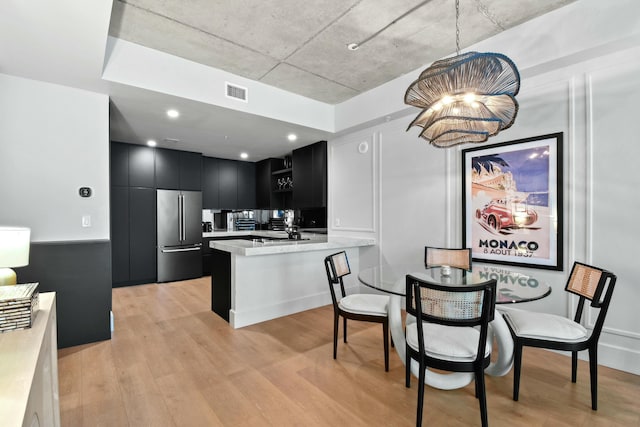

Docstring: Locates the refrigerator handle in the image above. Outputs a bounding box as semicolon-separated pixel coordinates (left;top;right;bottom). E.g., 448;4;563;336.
178;194;184;241
181;193;186;241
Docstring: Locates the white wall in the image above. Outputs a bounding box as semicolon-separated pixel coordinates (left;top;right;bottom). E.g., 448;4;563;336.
0;74;110;242
329;0;640;374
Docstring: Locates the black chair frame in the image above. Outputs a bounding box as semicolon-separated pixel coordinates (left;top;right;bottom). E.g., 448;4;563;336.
324;251;390;372
406;275;496;427
507;261;616;410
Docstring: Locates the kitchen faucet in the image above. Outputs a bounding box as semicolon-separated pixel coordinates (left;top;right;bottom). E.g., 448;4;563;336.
286;226;301;240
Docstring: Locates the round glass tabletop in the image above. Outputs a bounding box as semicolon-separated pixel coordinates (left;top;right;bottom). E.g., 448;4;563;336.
358;264;551;304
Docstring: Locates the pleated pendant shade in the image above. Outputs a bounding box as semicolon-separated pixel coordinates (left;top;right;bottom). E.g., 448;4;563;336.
405;50;520;148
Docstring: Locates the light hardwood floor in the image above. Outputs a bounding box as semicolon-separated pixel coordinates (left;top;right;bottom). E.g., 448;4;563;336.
59;277;640;426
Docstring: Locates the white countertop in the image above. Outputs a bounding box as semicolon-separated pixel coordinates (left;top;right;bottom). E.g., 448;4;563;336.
209;235;375;256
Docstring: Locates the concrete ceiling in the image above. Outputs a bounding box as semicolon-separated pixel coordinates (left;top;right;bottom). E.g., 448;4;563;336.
109;0;577;104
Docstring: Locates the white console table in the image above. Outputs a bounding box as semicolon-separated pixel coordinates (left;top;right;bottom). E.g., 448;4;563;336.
0;292;60;427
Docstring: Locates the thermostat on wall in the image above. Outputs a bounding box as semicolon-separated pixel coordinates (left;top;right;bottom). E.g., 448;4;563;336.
79;187;92;198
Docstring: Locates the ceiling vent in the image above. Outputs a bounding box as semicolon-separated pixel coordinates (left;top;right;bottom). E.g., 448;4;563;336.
163;138;180;144
225;82;248;102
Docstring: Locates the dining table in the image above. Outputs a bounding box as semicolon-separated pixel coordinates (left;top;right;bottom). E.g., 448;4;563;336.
358;263;551;390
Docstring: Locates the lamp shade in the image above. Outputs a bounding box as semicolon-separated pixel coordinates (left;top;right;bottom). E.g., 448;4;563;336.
0;227;31;268
404;51;520;147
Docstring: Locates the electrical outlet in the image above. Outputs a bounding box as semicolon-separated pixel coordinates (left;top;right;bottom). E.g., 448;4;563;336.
82;215;91;227
335;218;341;227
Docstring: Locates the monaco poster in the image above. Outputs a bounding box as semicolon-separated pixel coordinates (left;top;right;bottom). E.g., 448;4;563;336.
462;133;563;270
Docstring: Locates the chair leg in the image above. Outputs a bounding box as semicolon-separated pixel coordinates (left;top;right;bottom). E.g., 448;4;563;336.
474;372;479;398
405;347;411;388
476;371;489;427
589;346;598;410
416;360;426;427
382;320;389;372
572;351;578;383
333;313;339;360
513;343;523;401
343;317;348;343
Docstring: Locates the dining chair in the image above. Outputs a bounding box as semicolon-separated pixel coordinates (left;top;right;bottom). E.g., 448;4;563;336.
324;251;391;371
502;261;616;410
424;246;472;271
405;274;496;427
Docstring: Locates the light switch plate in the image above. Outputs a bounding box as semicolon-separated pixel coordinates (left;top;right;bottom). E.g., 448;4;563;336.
82;215;91;227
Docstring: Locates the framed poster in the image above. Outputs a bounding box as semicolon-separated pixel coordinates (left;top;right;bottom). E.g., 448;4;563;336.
462;133;563;270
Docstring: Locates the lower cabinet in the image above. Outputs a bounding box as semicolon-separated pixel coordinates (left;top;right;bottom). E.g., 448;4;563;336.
202;237;213;276
111;186;130;284
129;187;156;283
211;249;231;321
111;186;156;286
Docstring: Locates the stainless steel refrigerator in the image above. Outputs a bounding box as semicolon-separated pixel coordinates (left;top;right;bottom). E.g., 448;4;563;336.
157;189;202;282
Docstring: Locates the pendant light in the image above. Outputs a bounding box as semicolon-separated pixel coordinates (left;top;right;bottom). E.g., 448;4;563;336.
405;0;520;148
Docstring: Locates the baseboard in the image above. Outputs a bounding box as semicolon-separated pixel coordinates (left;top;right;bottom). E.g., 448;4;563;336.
229;289;340;329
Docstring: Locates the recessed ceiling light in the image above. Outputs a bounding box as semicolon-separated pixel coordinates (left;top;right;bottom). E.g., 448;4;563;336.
240;152;249;159
147;140;157;147
287;133;297;142
166;109;180;118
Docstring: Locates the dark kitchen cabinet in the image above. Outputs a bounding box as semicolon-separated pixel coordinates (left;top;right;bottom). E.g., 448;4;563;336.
203;157;257;209
180;151;202;190
211;249;231;321
292;140;327;208
110;186;129;283
128;144;155;188
293;147;312;208
110;186;156;286
218;159;238;208
129;187;156;283
156;148;202;191
110;141;158;287
237;161;256;208
311;140;327;208
202;237;213;276
155;148;180;189
110;142;129;187
203;157;220;209
256;158;285;209
256;159;271;209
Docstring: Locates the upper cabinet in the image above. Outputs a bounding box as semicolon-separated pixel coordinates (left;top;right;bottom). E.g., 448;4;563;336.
156;148;202;191
203;157;220;209
128;144;155;188
237;161;256;209
255;142;327;210
293;140;327;208
110;142;130;187
203;156;256;209
180;151;203;190
218;158;238;208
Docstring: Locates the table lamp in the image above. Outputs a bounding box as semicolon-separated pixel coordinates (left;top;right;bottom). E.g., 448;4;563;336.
0;227;31;286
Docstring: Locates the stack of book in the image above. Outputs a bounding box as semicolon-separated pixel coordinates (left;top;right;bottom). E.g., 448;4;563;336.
0;282;39;332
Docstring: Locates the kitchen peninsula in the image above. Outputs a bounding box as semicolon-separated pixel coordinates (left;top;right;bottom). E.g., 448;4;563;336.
208;232;375;328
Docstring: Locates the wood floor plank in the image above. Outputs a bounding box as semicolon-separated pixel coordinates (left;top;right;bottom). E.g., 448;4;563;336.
58;277;640;426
